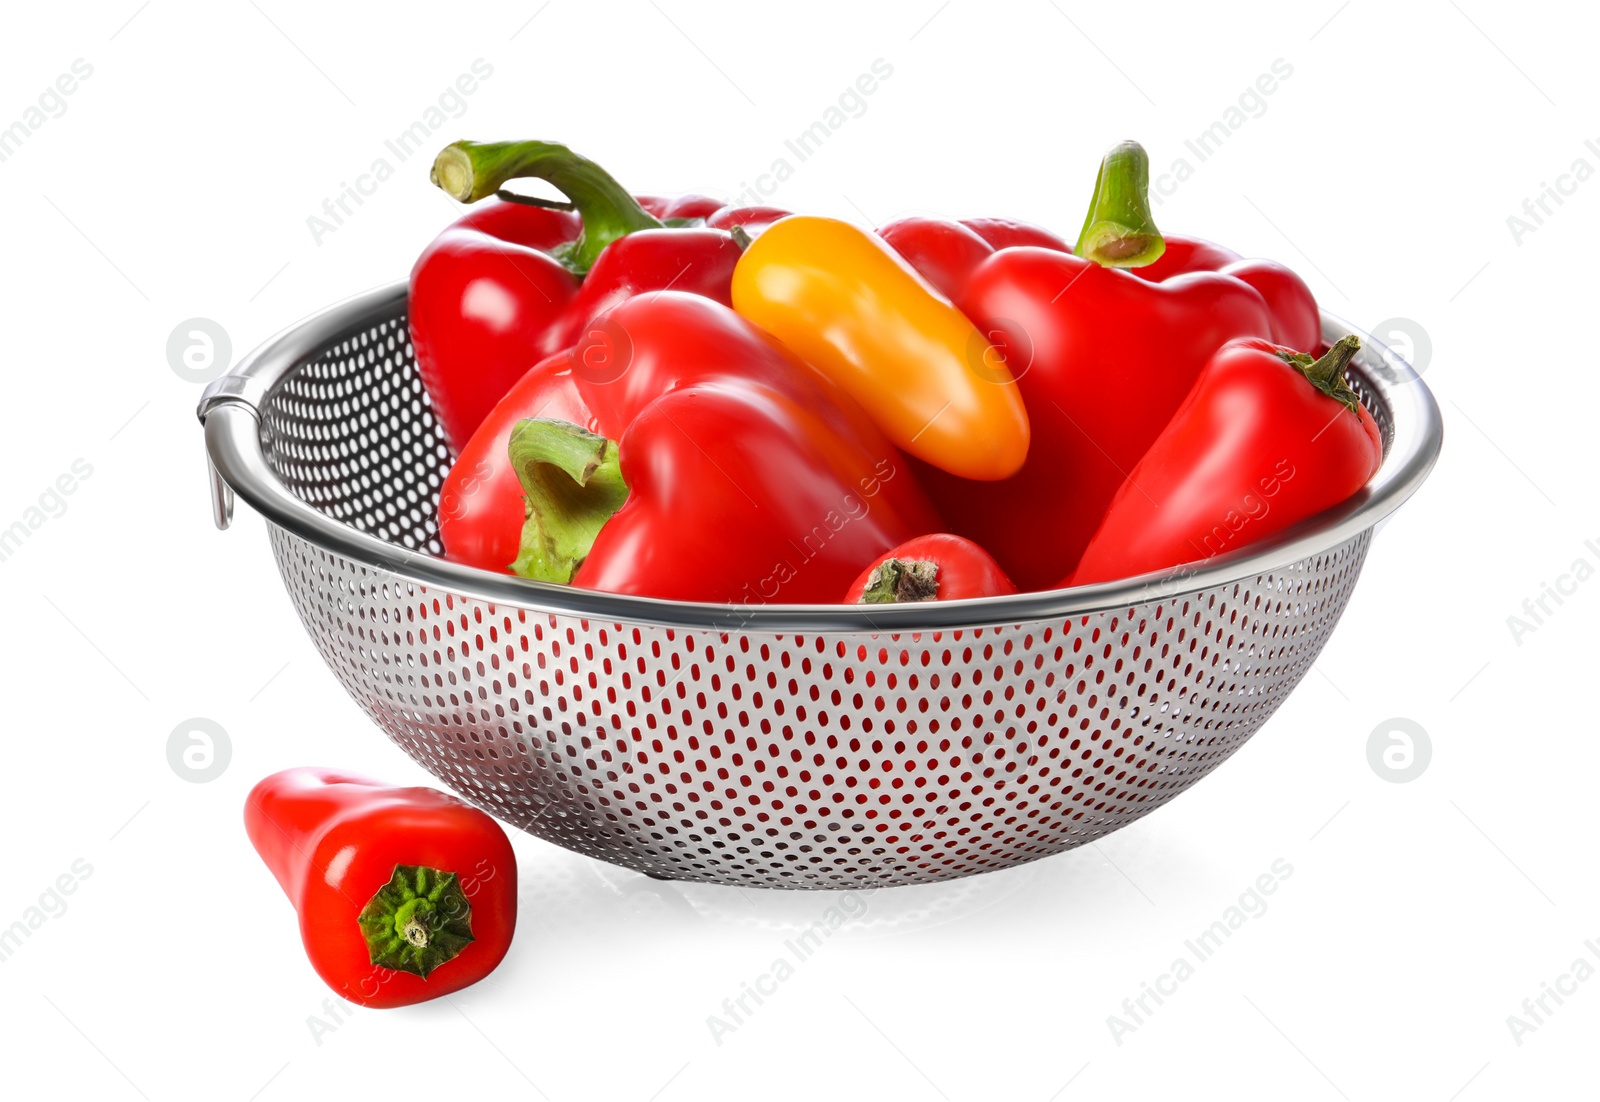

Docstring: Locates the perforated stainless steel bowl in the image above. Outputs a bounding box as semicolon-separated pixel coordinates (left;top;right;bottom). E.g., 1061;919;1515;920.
199;282;1441;888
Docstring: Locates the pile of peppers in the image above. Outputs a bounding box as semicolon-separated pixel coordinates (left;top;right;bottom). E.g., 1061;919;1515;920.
411;138;1380;606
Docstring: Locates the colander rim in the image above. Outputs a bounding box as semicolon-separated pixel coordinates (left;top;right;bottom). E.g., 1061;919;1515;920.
199;280;1442;632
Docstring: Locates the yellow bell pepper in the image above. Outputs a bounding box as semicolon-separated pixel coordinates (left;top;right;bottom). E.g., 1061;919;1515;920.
730;216;1030;481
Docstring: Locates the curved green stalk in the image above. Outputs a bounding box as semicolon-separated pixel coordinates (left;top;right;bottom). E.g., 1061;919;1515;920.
431;140;663;274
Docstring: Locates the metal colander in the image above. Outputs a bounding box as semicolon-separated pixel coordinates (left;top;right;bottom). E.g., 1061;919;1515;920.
199;282;1441;888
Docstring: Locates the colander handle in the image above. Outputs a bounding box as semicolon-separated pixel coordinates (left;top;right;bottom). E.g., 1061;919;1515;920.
209;458;235;531
198;374;266;532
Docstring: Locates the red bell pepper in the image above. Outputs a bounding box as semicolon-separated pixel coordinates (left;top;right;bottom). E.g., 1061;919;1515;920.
705;204;790;233
244;768;517;1009
916;142;1279;589
877;215;1070;302
1070;335;1382;585
1133;234;1321;354
410;139;787;451
962;218;1075;252
440;292;941;604
1133;235;1241;280
1071;157;1320;352
882;205;1316;356
844;534;1017;603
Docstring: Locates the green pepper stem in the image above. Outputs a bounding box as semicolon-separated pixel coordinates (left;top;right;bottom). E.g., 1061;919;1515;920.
858;559;940;604
508;418;629;583
1074;140;1166;268
355;864;475;979
1279;335;1363;415
431;140;663;274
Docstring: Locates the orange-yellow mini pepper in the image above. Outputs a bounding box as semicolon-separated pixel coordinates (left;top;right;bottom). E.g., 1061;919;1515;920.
730;215;1030;481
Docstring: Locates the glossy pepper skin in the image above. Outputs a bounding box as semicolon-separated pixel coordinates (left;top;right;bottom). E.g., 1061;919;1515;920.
881;213;1315;356
916;142;1278;589
440;292;941;604
1132;235;1240;281
410;139;787;451
1070;336;1382;585
877;216;1070;302
844;534;1018;603
731;215;1030;481
244;768;517;1009
1133;234;1321;354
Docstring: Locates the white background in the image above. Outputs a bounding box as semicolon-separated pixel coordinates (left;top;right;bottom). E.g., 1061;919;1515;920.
1;1;1593;1099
